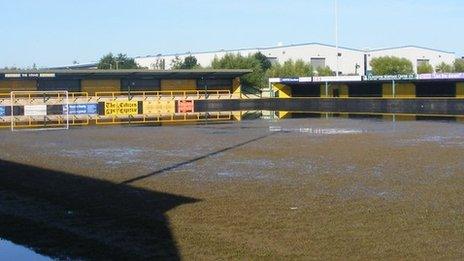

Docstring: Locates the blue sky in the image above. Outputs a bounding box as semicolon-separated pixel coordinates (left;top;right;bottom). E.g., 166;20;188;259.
1;0;463;68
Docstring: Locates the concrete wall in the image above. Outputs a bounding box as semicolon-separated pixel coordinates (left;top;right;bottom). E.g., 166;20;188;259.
196;98;464;116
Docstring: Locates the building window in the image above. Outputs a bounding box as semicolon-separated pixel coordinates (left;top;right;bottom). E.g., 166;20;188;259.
417;59;430;67
311;58;326;69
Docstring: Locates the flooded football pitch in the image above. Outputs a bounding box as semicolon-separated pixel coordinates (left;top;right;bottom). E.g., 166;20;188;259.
0;113;463;259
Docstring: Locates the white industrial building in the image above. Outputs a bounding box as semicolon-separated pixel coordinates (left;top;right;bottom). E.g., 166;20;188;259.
366;46;455;73
135;43;456;76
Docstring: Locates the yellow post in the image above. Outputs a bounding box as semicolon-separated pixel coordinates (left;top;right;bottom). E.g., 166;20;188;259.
278;111;291;118
319;85;327;98
339;84;349;98
382;83;393;98
273;83;292;98
232;111;242;121
382;83;415;98
232;77;241;98
456;82;464;98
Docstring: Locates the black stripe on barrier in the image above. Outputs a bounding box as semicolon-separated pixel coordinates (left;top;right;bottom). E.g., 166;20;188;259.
138;101;143;114
47;105;64;115
10;106;24;116
98;102;105;116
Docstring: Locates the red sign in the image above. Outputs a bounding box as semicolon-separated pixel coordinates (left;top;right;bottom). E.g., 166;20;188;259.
177;100;194;113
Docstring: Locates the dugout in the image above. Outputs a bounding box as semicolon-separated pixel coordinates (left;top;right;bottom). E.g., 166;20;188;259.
271;76;464;99
0;69;251;96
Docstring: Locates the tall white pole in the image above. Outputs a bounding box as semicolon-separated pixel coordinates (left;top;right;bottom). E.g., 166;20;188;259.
335;0;339;77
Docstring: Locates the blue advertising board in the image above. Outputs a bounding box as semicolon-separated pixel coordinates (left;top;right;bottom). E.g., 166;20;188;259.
280;78;300;83
0;106;5;116
63;104;98;115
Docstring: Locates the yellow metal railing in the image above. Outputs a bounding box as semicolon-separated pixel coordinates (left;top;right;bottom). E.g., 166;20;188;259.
95;112;232;125
94;90;232;100
0;93;10;104
285;96;464;100
10;115;90;129
9;91;89;104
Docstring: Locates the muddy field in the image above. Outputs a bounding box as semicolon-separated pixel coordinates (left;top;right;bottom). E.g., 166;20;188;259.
0;117;463;260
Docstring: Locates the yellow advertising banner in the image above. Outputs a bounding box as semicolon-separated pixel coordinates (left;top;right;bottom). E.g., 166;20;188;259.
104;101;138;116
143;100;175;115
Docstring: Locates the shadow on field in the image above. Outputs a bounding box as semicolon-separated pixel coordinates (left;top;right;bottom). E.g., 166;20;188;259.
0;159;198;260
122;133;276;185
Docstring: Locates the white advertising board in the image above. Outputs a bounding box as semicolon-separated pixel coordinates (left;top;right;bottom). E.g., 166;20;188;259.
24;105;47;116
313;76;362;82
418;73;464;80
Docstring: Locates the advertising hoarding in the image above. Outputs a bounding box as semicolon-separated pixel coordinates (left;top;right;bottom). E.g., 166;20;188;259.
418;73;464;80
63;104;98;115
24;105;47;116
104;101;138;116
177;100;194;113
143;100;175;115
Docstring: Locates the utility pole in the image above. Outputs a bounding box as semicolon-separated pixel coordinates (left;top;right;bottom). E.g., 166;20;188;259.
335;0;339;77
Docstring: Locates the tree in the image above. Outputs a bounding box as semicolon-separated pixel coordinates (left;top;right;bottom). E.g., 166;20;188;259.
267;59;313;78
151;58;166;70
97;53;139;69
211;53;264;88
182;55;199;69
253;52;272;71
170;56;183;69
454;59;464;72
435;62;454;73
316;66;334;76
417;62;434;74
370;56;414;75
172;55;201;69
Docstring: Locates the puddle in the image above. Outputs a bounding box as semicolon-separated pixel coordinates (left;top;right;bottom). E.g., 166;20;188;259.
269;126;364;135
0;239;50;260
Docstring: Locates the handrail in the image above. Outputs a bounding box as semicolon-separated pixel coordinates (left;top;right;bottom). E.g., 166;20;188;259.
281;96;464;100
94;90;231;100
95;112;232;125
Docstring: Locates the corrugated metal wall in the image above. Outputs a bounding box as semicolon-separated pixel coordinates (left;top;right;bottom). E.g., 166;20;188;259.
416;82;455;97
37;79;81;92
0;80;37;93
196;78;232;91
121;79;161;92
82;79;120;95
160;79;196;91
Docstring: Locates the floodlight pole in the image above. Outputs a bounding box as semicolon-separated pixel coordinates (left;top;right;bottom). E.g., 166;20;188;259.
335;0;339;77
